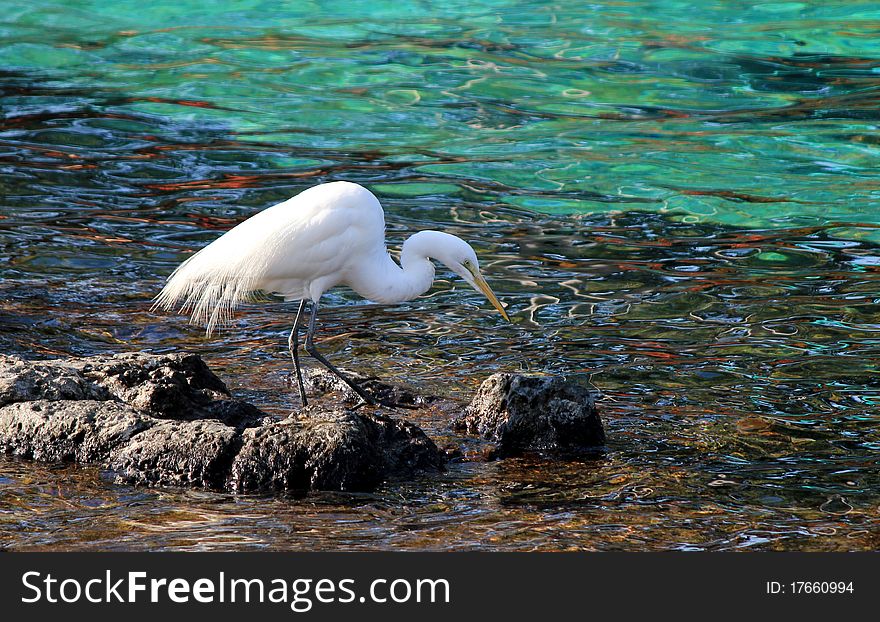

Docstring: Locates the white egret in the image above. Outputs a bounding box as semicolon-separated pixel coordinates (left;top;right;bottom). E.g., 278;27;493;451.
155;181;509;408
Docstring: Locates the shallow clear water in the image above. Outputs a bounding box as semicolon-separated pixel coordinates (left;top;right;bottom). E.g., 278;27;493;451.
1;0;879;551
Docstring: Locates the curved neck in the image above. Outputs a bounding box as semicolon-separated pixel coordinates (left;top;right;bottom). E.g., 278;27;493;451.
347;233;436;304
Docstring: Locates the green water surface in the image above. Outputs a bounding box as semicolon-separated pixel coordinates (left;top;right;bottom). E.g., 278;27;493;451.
1;0;879;551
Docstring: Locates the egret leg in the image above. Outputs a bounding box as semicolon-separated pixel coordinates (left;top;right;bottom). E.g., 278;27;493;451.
303;300;417;410
288;299;309;406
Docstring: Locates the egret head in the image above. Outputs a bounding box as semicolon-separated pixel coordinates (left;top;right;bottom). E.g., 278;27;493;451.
410;231;510;321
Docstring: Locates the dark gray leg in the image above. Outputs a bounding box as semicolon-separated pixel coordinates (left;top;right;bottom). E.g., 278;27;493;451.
303;300;417;409
288;299;309;406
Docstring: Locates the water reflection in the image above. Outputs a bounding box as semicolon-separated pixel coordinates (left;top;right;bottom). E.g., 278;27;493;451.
3;172;878;550
2;1;880;550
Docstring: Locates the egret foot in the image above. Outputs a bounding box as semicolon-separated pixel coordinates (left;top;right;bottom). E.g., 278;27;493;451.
343;391;421;411
301;367;430;410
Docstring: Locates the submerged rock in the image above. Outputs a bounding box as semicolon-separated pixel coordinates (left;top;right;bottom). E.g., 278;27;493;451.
302;367;436;408
0;353;444;493
454;373;605;456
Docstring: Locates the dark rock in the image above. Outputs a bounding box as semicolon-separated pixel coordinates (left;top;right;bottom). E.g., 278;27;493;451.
75;352;262;426
0;352;265;428
0;400;153;463
0;356;109;406
0;352;445;493
231;409;444;493
109;419;240;489
200;399;270;430
302;368;436;408
454;373;605;456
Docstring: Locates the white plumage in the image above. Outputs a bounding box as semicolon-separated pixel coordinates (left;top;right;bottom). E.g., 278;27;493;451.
156;182;387;332
154;181;508;407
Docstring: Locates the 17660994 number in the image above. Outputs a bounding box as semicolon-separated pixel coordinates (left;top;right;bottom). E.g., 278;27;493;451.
766;581;854;595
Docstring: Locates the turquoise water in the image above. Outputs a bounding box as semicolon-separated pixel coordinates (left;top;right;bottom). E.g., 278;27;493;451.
1;1;879;550
5;1;880;232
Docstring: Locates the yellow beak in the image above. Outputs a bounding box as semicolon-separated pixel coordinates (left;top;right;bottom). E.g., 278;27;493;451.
470;270;510;322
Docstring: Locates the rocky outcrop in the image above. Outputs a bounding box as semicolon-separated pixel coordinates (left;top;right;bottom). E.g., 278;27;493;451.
0;400;152;463
0;353;444;492
0;352;266;427
0;354;607;492
230;409;442;492
454;373;605;456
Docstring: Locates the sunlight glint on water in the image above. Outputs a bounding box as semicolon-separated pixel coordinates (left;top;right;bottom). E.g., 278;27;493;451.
1;0;879;550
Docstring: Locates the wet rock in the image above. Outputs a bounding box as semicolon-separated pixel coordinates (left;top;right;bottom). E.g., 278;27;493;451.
75;352;265;427
454;373;605;456
199;399;269;430
109;419;240;489
302;368;436;408
0;356;109;406
0;352;445;493
0;400;153;463
0;352;266;429
231;409;444;492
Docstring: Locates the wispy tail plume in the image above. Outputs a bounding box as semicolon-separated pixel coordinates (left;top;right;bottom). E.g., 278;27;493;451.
153;249;257;335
